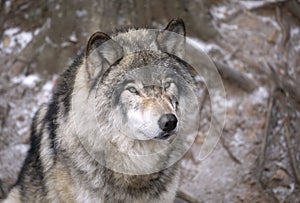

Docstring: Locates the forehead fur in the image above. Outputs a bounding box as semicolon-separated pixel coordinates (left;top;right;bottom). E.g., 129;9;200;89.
111;29;160;55
103;52;193;93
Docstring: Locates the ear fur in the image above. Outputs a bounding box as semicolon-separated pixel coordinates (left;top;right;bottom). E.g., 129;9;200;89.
157;18;186;58
85;32;123;81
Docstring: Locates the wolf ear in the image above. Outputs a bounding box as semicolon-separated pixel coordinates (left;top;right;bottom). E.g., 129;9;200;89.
85;32;123;81
157;18;186;58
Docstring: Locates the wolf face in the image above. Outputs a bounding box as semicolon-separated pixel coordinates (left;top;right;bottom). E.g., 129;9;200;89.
113;66;180;141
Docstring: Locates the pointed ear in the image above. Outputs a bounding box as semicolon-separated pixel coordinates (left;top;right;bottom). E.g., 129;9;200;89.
157;18;186;58
85;32;123;81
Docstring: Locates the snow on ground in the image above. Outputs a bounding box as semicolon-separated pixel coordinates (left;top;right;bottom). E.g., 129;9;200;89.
210;5;236;20
76;9;88;18
0;28;33;54
211;5;228;19
291;27;300;52
239;0;286;10
187;37;222;53
255;15;281;30
249;86;269;104
12;74;40;88
239;0;267;10
69;32;78;43
0;72;54;194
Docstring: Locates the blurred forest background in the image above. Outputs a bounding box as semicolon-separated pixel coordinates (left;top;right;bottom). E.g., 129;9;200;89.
1;0;300;202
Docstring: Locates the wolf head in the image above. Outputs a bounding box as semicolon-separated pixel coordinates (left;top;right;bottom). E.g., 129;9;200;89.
84;18;197;140
71;19;199;173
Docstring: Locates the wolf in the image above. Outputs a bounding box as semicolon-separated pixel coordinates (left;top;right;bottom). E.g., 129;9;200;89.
4;18;199;203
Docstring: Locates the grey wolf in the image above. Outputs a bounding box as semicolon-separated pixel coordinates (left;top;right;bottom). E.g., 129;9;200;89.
4;18;199;203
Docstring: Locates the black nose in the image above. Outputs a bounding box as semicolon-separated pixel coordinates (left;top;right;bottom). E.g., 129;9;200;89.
158;114;178;132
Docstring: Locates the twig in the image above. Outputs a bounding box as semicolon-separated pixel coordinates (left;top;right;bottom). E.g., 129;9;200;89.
214;61;257;93
264;61;280;87
276;86;300;185
256;90;275;181
176;189;202;203
279;79;300;107
275;6;289;63
0;179;5;199
220;133;241;164
215;37;266;75
259;181;280;203
283;108;300;185
266;60;300;107
262;61;300;186
226;47;240;61
285;0;300;20
275;7;288;51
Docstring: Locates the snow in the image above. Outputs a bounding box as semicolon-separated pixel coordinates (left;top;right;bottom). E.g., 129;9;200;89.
194;75;205;83
45;36;58;48
45;36;52;44
69;32;78;42
12;74;40;88
5;0;11;11
19;3;30;11
187;37;220;53
239;0;285;10
55;4;60;10
231;128;244;147
239;1;266;9
210;5;236;20
290;27;300;52
42;80;54;92
17;32;33;49
226;97;239;108
4;27;20;36
256;15;280;30
294;44;300;52
13;144;30;154
291;27;300;37
76;9;88;18
34;28;41;36
220;23;239;31
21;75;40;87
61;41;71;48
211;6;228;19
0;28;33;54
36;78;56;103
249;86;269;104
272;183;295;202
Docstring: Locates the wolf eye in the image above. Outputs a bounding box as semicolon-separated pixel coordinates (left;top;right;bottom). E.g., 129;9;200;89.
164;82;171;90
127;86;139;94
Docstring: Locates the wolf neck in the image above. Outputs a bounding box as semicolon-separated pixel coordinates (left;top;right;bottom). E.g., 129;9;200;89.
71;156;179;202
105;132;173;174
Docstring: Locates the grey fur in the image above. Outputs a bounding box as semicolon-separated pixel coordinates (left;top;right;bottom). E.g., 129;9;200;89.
4;18;199;203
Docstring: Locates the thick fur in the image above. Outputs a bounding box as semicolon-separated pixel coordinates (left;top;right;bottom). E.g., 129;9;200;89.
4;19;199;203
